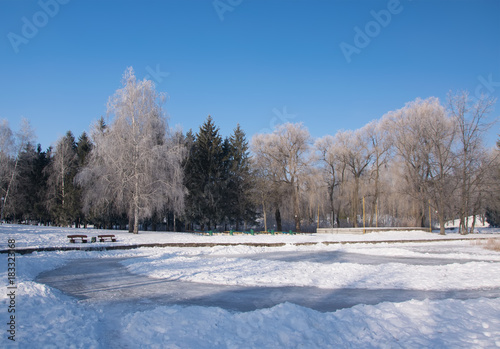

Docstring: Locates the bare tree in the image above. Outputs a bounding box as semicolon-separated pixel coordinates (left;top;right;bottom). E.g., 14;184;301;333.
388;97;456;234
315;134;350;227
365;119;392;227
425;104;457;235
251;123;311;231
335;129;373;227
447;91;497;233
78;68;186;233
46;131;78;225
0;118;34;222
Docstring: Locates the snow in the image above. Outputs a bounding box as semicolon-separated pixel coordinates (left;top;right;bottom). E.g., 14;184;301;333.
121;299;500;349
123;254;500;290
1;223;499;250
443;215;490;229
1;224;500;348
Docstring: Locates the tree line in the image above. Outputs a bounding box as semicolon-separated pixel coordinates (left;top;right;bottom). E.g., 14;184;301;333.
1;68;499;234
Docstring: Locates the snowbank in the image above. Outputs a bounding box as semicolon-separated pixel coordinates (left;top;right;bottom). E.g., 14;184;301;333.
121;299;500;348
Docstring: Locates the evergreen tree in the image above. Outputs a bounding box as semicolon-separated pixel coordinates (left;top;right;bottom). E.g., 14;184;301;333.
76;132;92;167
227;124;256;230
185;116;225;230
9;143;37;221
74;132;93;226
32;144;51;223
12;143;51;223
182;129;197;230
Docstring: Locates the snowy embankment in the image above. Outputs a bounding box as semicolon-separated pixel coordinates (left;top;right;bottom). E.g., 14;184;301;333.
1;224;500;348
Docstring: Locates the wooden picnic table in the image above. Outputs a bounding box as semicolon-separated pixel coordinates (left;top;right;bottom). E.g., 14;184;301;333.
67;235;88;243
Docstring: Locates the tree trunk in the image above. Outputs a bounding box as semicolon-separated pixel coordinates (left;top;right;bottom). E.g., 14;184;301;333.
128;215;134;233
352;176;360;227
275;207;282;232
438;208;445;235
262;200;267;232
293;181;301;232
0;156;20;222
134;205;139;234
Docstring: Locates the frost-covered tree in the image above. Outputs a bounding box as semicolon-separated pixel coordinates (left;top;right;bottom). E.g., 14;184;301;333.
78;67;186;233
335;128;373;227
365;119;392;227
388;97;456;234
252;123;311;231
315;134;345;227
448;91;497;234
0;119;14;220
46;131;79;225
0;118;35;222
485;136;500;227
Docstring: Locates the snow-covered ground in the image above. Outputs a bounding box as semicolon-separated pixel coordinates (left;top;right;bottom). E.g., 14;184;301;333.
443;215;490;229
1;224;500;348
1;223;498;250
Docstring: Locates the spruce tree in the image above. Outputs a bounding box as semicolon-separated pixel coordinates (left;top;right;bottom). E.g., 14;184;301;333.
227;124;255;230
33;144;51;223
75;132;93;226
185;116;225;230
10;143;37;221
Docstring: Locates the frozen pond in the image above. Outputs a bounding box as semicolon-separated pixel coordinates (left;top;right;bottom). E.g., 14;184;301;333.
37;254;500;313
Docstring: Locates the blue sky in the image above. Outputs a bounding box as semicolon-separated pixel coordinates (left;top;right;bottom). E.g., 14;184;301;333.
1;0;499;149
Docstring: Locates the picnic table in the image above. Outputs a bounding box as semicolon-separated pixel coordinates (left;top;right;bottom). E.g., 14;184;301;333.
98;234;117;242
67;235;88;243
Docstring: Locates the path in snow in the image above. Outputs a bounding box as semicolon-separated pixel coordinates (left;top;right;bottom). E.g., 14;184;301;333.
37;255;500;313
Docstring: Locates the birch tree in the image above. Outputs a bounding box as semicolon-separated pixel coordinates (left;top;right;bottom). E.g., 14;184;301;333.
46;131;78;225
78;67;186;233
0;120;14;220
0;118;34;222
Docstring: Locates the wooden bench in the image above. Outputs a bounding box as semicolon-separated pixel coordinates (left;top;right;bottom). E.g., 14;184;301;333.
67;235;88;243
98;234;116;242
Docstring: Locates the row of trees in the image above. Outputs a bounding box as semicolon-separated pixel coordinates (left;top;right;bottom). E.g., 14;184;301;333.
311;96;500;234
1;68;499;233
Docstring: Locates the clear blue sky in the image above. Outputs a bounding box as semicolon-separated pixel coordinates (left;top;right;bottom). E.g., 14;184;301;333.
1;0;499;149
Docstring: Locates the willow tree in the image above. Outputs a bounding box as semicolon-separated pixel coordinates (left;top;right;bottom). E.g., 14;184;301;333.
388;97;456;234
448;91;497;234
78;68;186;233
252;123;311;232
